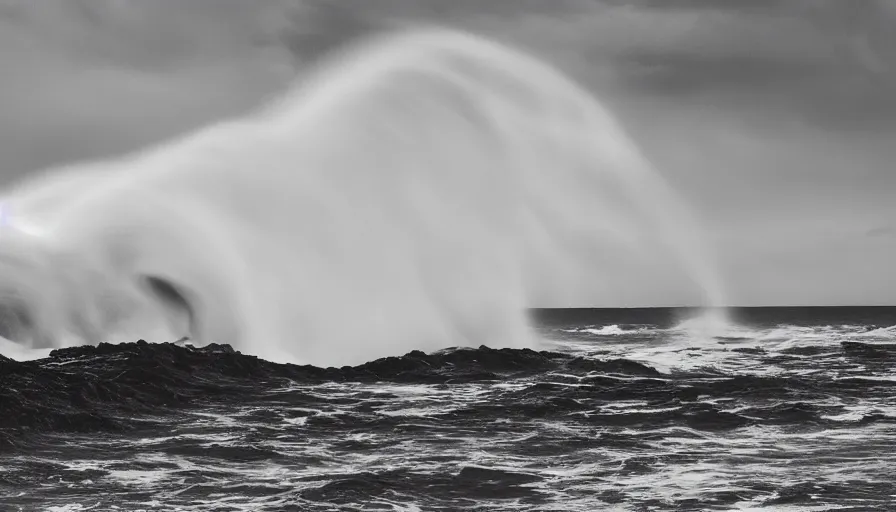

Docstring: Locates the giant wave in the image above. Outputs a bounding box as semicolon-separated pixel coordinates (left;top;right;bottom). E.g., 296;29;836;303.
0;28;723;365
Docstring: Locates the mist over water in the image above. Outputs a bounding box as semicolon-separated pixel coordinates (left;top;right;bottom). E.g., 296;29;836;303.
0;28;726;365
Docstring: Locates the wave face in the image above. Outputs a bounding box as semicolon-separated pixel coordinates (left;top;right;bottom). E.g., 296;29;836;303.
0;28;723;365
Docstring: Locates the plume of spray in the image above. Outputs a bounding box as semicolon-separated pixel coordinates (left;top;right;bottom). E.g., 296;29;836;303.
0;28;727;365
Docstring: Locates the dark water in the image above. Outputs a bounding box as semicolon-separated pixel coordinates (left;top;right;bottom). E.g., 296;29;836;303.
2;307;895;511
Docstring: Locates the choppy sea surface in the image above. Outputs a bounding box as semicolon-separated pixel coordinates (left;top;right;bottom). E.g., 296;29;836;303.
2;306;895;511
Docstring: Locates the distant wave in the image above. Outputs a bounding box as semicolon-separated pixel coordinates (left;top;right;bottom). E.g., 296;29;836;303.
561;324;648;336
853;325;896;338
555;318;896;349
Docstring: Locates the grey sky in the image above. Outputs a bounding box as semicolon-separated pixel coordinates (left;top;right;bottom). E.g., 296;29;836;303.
0;0;894;306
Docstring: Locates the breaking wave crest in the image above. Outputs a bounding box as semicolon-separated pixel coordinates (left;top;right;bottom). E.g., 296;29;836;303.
0;28;724;365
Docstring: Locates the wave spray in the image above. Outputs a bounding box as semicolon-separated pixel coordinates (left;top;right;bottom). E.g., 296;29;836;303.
0;28;725;365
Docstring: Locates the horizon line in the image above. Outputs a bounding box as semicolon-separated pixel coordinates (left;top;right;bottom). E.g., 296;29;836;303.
529;304;896;310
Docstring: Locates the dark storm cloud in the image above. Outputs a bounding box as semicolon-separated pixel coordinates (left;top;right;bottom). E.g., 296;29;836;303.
599;0;787;11
867;226;895;239
620;52;822;95
272;0;592;62
0;0;296;179
575;0;896;131
618;53;896;131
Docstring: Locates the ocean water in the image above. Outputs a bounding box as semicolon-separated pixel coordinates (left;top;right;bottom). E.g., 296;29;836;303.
2;306;894;511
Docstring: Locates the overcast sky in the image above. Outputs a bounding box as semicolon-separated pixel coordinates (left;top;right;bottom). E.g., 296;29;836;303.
0;0;894;307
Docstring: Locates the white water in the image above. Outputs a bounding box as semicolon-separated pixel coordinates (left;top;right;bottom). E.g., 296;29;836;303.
0;28;725;365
